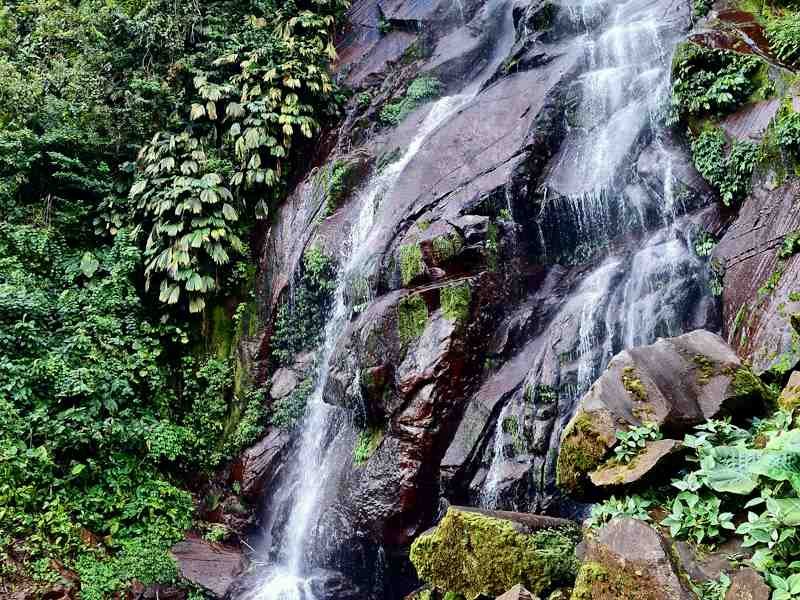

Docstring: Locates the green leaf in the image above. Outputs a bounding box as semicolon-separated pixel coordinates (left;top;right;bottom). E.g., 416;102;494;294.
767;497;800;526
80;252;100;278
222;203;238;221
702;446;761;494
190;103;206;120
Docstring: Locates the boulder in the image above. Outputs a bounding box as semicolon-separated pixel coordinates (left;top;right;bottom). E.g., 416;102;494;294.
725;568;770;600
779;371;800;411
170;536;246;598
571;518;694;600
557;330;770;495
496;584;538;600
409;506;579;599
235;429;290;498
270;367;299;399
588;439;682;488
671;536;747;584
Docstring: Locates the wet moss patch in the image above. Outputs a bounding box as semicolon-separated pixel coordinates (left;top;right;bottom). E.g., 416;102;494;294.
432;232;464;264
410;507;579;599
441;281;471;322
557;412;610;494
400;243;425;286
621;366;647;402
398;294;428;344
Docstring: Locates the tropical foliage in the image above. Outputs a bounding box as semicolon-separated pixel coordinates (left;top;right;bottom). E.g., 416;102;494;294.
0;0;345;595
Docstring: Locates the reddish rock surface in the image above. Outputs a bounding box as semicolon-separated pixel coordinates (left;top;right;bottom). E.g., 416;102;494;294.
713;176;800;372
170;537;246;598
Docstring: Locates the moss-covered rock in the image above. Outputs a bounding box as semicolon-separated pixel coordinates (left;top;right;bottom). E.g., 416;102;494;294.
557;330;773;497
409;507;580;599
556;411;615;495
441;281;471;322
779;371;800;410
398;293;428;344
400;243;425;286
570;518;694;600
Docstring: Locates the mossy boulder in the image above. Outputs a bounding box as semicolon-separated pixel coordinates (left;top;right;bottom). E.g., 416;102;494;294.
570;518;694;600
557;330;772;496
410;507;580;599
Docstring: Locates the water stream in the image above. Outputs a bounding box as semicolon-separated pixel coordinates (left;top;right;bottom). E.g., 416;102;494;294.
479;0;705;507
246;94;482;600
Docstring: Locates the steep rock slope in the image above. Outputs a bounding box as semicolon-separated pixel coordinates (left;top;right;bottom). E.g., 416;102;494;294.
231;0;725;595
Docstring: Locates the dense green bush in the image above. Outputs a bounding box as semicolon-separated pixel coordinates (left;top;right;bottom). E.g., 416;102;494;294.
690;127;758;205
670;44;760;122
271;246;336;366
766;12;800;64
0;0;345;594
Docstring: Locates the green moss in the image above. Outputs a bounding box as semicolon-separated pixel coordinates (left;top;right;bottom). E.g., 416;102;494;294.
353;426;384;465
486;222;499;271
571;550;674;600
731;367;775;405
410;507;579;599
376;147;402;172
380;77;443;126
621;367;647;402
432;232;464;263
400;243;425;286
692;355;715;385
502;415;528;454
323;159;359;216
441;281;471;322
398;294;428;344
556;412;609;494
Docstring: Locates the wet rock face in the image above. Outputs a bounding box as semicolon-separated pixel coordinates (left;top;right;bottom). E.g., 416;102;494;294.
712;174;800;374
725;568;771;600
571;518;695;600
240;0;722;592
235;429;290;500
556;330;770;496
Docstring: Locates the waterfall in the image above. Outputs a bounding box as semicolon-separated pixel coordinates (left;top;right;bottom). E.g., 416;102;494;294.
478;0;706;506
244;94;477;600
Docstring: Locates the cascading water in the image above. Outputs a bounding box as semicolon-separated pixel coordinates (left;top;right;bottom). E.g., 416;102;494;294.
245;93;479;600
479;0;711;507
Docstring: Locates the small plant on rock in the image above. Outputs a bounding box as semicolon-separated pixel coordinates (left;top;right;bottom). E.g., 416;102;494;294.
766;12;800;65
585;495;654;529
691;573;731;600
661;491;736;545
612;421;662;465
690;128;758;206
775;110;800;160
